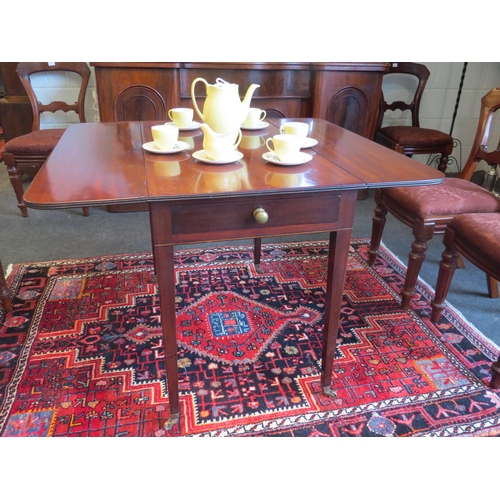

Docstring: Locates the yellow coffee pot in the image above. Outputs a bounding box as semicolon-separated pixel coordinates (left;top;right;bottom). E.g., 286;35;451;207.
191;77;260;134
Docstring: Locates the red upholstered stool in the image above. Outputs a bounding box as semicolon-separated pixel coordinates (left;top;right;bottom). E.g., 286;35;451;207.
430;213;500;389
368;87;500;309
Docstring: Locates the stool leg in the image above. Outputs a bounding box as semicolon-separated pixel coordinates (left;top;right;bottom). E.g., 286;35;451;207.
401;221;435;310
431;229;459;322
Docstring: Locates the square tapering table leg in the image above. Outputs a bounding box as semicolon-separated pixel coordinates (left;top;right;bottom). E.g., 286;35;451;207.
321;229;352;397
149;203;180;429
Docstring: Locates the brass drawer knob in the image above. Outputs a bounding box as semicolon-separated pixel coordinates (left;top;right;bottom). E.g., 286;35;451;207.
253;207;269;224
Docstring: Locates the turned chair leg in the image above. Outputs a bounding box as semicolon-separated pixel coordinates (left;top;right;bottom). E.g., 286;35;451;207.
437;153;450;173
437;142;453;174
401;221;435;309
4;153;28;217
430;233;459;322
368;191;387;267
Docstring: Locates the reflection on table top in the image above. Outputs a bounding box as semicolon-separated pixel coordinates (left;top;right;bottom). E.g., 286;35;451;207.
23;118;444;210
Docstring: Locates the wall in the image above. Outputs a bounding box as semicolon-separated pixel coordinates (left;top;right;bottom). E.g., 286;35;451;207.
31;62;500;173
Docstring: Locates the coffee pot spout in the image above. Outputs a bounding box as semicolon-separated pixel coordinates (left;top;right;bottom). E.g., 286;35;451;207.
240;83;260;123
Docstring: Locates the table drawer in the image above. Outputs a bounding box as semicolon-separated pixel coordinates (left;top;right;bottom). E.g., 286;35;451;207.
171;194;341;235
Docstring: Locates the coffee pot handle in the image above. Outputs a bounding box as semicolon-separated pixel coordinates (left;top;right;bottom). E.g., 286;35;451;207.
191;78;207;123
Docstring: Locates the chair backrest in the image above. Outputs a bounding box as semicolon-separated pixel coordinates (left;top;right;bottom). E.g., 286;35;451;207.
459;87;500;181
376;62;430;130
16;62;91;131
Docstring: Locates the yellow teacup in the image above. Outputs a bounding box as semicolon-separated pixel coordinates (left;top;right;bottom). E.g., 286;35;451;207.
151;124;179;150
243;108;266;128
168;108;194;128
266;134;302;163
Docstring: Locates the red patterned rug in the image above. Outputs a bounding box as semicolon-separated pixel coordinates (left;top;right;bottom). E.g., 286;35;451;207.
1;239;499;437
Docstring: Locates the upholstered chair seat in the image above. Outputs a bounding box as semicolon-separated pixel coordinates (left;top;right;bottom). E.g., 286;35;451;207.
4;129;65;155
445;213;500;262
378;126;454;150
384;178;500;218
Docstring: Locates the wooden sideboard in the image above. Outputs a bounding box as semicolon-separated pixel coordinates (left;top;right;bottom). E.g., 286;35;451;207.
91;62;389;139
91;62;390;211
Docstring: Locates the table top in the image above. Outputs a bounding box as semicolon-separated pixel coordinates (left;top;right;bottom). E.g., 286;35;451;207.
23;119;444;210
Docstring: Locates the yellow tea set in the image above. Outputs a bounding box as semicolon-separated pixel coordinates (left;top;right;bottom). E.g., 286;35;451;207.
143;77;317;171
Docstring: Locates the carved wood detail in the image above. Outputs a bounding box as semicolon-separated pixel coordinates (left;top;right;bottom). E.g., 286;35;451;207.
113;85;167;122
326;87;368;136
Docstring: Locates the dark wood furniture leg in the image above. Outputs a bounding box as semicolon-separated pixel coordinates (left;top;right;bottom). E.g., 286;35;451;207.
430;231;459;323
149;203;180;430
321;229;352;396
0;260;13;312
401;221;435;309
368;192;387;266
437;142;453;173
254;237;262;272
4;154;28;217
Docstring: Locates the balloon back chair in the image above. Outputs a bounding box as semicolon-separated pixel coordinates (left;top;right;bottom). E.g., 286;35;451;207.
368;87;500;309
430;212;500;389
375;62;454;173
2;62;91;217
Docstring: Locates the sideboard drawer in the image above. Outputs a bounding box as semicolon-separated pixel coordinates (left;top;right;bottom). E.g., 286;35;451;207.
171;193;342;236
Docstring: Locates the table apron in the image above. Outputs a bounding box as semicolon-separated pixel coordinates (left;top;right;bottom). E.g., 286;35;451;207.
149;190;358;246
